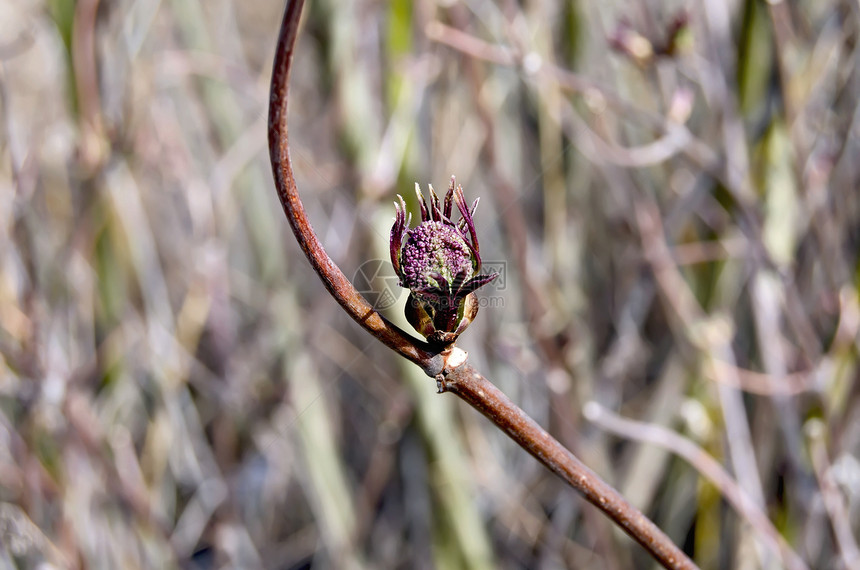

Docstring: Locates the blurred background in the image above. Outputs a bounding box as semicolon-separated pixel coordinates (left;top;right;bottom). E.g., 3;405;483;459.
1;0;859;568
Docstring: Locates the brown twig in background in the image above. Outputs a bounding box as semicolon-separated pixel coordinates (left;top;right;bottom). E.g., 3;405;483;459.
71;0;105;171
267;1;697;568
425;19;720;175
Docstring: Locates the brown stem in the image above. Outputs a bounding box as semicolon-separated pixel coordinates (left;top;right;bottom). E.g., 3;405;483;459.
439;365;696;570
267;0;442;377
584;402;809;570
267;2;698;569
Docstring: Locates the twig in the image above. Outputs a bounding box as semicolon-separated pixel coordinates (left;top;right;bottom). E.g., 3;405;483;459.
438;364;697;570
267;0;443;378
705;359;813;396
267;1;698;568
584;402;810;570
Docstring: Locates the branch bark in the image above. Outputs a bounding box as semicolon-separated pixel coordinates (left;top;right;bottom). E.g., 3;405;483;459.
267;1;698;568
267;0;444;377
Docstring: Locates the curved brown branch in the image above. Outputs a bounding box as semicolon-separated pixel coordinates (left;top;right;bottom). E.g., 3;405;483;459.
267;0;443;377
439;365;698;570
584;402;809;570
267;2;698;569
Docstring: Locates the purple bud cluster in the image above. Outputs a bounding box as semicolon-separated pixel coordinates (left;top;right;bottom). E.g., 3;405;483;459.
400;221;473;293
389;176;499;344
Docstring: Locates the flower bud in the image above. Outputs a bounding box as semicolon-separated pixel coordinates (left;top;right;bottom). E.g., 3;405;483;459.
390;176;498;346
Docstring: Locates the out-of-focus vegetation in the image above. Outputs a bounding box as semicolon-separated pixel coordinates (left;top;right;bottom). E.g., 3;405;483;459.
1;0;859;568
